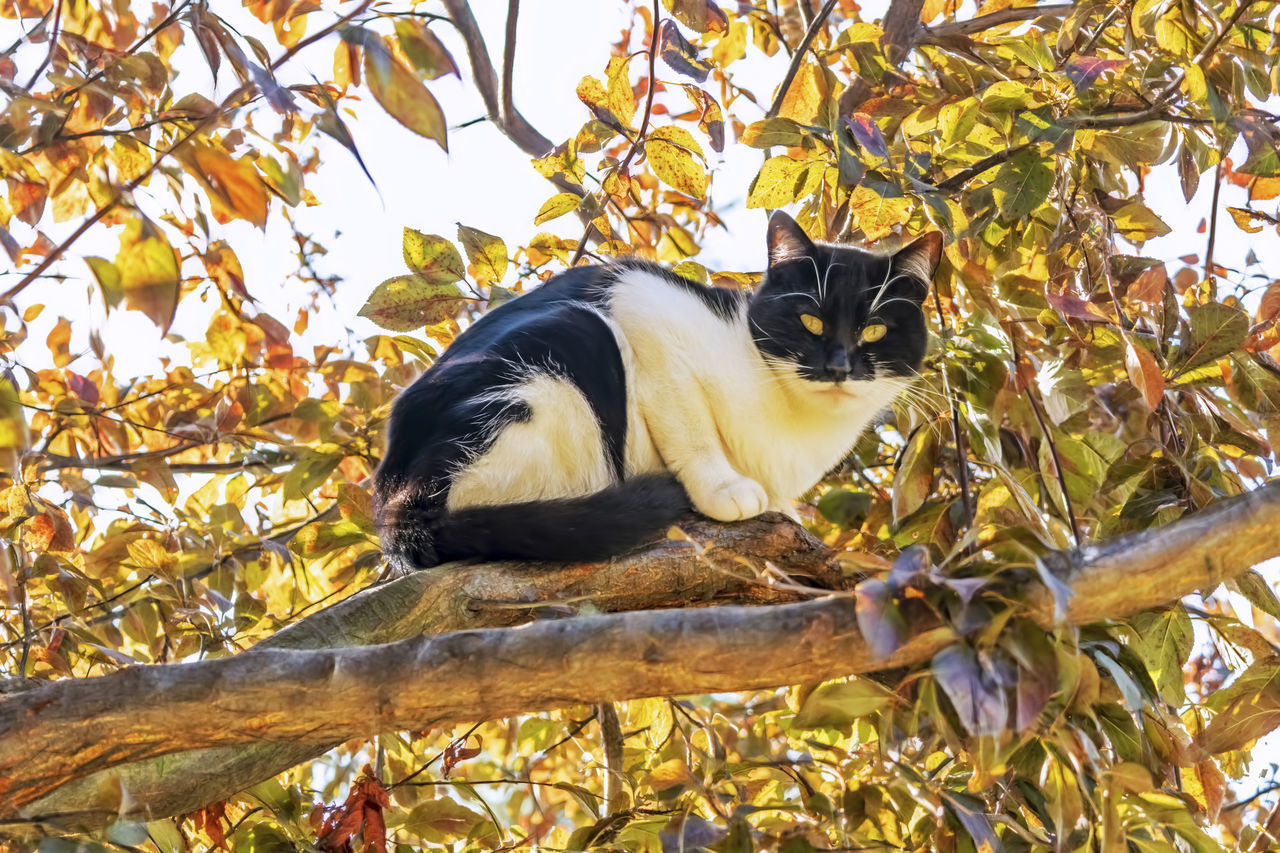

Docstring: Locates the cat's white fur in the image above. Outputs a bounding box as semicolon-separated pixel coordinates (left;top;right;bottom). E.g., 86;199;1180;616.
447;266;908;521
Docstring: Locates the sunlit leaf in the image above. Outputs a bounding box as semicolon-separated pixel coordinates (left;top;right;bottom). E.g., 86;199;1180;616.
358;274;469;332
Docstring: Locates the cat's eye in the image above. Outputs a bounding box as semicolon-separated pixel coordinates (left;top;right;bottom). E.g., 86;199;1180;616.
861;323;887;343
800;314;824;335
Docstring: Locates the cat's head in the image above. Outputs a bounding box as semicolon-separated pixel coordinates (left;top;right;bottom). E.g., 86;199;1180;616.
747;212;941;392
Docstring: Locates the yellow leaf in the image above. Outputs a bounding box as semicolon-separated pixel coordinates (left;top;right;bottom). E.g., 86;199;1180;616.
746;155;815;209
534;192;581;225
361;33;447;150
644;126;707;198
116;217;181;332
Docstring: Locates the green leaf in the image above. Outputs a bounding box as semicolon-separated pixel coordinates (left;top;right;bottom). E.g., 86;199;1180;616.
403;228;465;285
347;28;447;150
644;126;708;198
457;224;509;286
85;256;122;308
393;19;459;80
991;147;1052;222
746;155;815;209
793;679;892;729
534;192;581;225
892;425;938;521
1130;606;1193;705
816;488;872;527
1179;302;1249;370
739;117;807;149
1231;570;1280;622
358;274;469;332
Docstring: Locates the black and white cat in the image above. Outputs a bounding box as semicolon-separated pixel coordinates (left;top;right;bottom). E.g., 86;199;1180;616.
374;212;942;569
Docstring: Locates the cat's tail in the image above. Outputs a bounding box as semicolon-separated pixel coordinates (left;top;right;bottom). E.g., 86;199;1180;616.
377;474;691;569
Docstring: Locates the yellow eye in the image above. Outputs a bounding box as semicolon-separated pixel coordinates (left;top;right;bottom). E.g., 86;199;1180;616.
800;314;824;335
861;323;887;343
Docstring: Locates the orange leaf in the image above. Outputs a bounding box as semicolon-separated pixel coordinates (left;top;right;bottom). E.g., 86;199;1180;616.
1124;338;1165;409
190;145;269;229
1127;263;1167;303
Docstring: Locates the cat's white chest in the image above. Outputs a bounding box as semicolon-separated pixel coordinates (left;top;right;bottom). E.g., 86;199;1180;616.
724;381;897;508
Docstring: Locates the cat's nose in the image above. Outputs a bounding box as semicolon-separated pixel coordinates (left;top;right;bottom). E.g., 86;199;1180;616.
825;347;851;379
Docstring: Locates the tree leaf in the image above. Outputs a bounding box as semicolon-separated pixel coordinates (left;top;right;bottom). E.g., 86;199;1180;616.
348;28;447;150
853;578;907;659
534;192;581;226
644;126;707;198
739;117;806;149
393;19;459;80
1231;570;1280;622
1124;338;1165;409
931;646;1008;736
991;147;1053;222
358;275;469;332
793;679;892;729
403;228;465;285
663;0;727;34
1130;606;1192;706
116;217;181;332
457;224;508;286
187;144;269;228
1179;302;1249;370
659;20;711;82
1195;655;1280;756
746;155;814;209
892;425;938;520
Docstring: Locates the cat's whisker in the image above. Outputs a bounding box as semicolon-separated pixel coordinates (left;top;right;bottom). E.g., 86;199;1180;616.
869;273;914;314
821;261;844;304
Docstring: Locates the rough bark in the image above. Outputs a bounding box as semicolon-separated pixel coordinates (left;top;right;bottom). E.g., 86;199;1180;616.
7;515;840;832
3;482;1280;834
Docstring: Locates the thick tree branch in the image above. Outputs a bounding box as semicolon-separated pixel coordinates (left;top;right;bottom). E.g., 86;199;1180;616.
4;482;1280;830
10;516;840;831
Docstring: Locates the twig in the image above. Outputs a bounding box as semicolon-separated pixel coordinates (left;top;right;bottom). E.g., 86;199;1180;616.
766;0;838;118
1026;389;1082;546
931;291;974;531
568;0;661;267
597;702;626;814
21;0;61;92
935;142;1035;193
922;2;1074;41
0;1;370;304
1204;157;1224;296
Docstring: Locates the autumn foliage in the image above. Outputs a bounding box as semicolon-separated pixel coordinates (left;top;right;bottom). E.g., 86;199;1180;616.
2;0;1280;850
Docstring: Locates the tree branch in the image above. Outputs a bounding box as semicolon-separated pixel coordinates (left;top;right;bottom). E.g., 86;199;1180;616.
8;515;840;831
5;482;1280;830
766;0;838;119
442;0;551;157
920;3;1074;42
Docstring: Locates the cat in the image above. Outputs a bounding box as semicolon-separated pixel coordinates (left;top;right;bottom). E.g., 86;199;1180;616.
373;211;942;569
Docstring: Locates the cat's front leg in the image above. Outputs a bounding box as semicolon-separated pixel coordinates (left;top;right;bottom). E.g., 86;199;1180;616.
679;459;769;522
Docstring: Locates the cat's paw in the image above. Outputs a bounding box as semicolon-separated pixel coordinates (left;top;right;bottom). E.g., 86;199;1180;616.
691;475;769;521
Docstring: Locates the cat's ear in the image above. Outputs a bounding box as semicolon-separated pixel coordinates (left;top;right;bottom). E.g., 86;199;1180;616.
766;211;814;266
892;232;943;289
